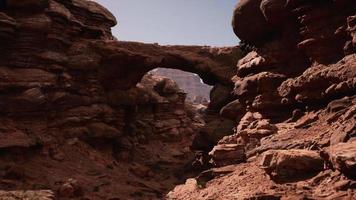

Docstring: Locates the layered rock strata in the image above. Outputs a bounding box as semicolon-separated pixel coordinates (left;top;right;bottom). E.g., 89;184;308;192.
0;0;241;199
0;0;355;199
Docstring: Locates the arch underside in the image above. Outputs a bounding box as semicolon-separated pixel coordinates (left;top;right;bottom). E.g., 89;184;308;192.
96;41;241;90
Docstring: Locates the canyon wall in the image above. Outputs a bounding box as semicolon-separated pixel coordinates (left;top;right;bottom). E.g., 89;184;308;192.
0;0;355;199
0;0;241;199
169;0;356;199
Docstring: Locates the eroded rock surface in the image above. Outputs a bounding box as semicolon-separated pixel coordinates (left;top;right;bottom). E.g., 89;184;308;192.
323;140;356;179
168;0;356;199
0;190;55;200
0;0;355;199
0;0;241;199
259;149;324;181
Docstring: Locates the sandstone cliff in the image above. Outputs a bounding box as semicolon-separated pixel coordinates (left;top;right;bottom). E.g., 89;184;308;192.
168;0;356;199
0;0;241;199
0;0;355;199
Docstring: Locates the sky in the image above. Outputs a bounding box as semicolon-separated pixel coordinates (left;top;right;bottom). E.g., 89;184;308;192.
94;0;239;46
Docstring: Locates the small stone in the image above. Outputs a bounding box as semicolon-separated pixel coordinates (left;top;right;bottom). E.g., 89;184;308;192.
58;178;82;198
291;109;304;122
58;183;75;198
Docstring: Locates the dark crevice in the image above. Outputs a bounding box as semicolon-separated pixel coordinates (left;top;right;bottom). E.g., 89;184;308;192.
0;0;6;10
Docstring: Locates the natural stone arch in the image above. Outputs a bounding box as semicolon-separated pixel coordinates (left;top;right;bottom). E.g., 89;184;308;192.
94;41;242;91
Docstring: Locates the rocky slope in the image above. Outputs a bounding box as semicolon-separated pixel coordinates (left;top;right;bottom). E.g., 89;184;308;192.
168;0;356;199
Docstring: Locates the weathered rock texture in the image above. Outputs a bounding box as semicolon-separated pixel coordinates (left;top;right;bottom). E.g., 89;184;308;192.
0;190;55;200
168;0;356;199
1;0;355;199
0;0;242;199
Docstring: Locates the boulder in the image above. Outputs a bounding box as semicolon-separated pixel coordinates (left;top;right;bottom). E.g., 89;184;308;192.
260;0;288;25
240;119;278;140
71;0;117;26
58;178;82;198
232;0;274;45
236;111;263;131
236;51;266;76
194;117;235;149
208;84;233;111
154;77;182;95
259;149;324;180
323;141;356;179
219;99;243;120
209;144;246;167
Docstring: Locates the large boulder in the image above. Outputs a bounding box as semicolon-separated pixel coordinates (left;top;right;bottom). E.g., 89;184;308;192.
209;144;246;167
232;0;274;45
193;117;235;150
260;0;288;25
219;99;243;120
71;0;117;26
259;149;324;180
208;84;233;111
323;141;356;179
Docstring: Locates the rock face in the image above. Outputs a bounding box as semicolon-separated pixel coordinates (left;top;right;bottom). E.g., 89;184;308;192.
0;0;242;199
168;0;356;199
230;0;356;120
0;0;355;199
0;190;55;200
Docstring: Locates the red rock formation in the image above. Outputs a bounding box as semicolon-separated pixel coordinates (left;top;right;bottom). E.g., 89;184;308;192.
0;0;242;199
168;0;356;199
1;0;355;199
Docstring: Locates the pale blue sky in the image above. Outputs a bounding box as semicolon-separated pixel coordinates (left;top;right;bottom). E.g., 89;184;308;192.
94;0;239;46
